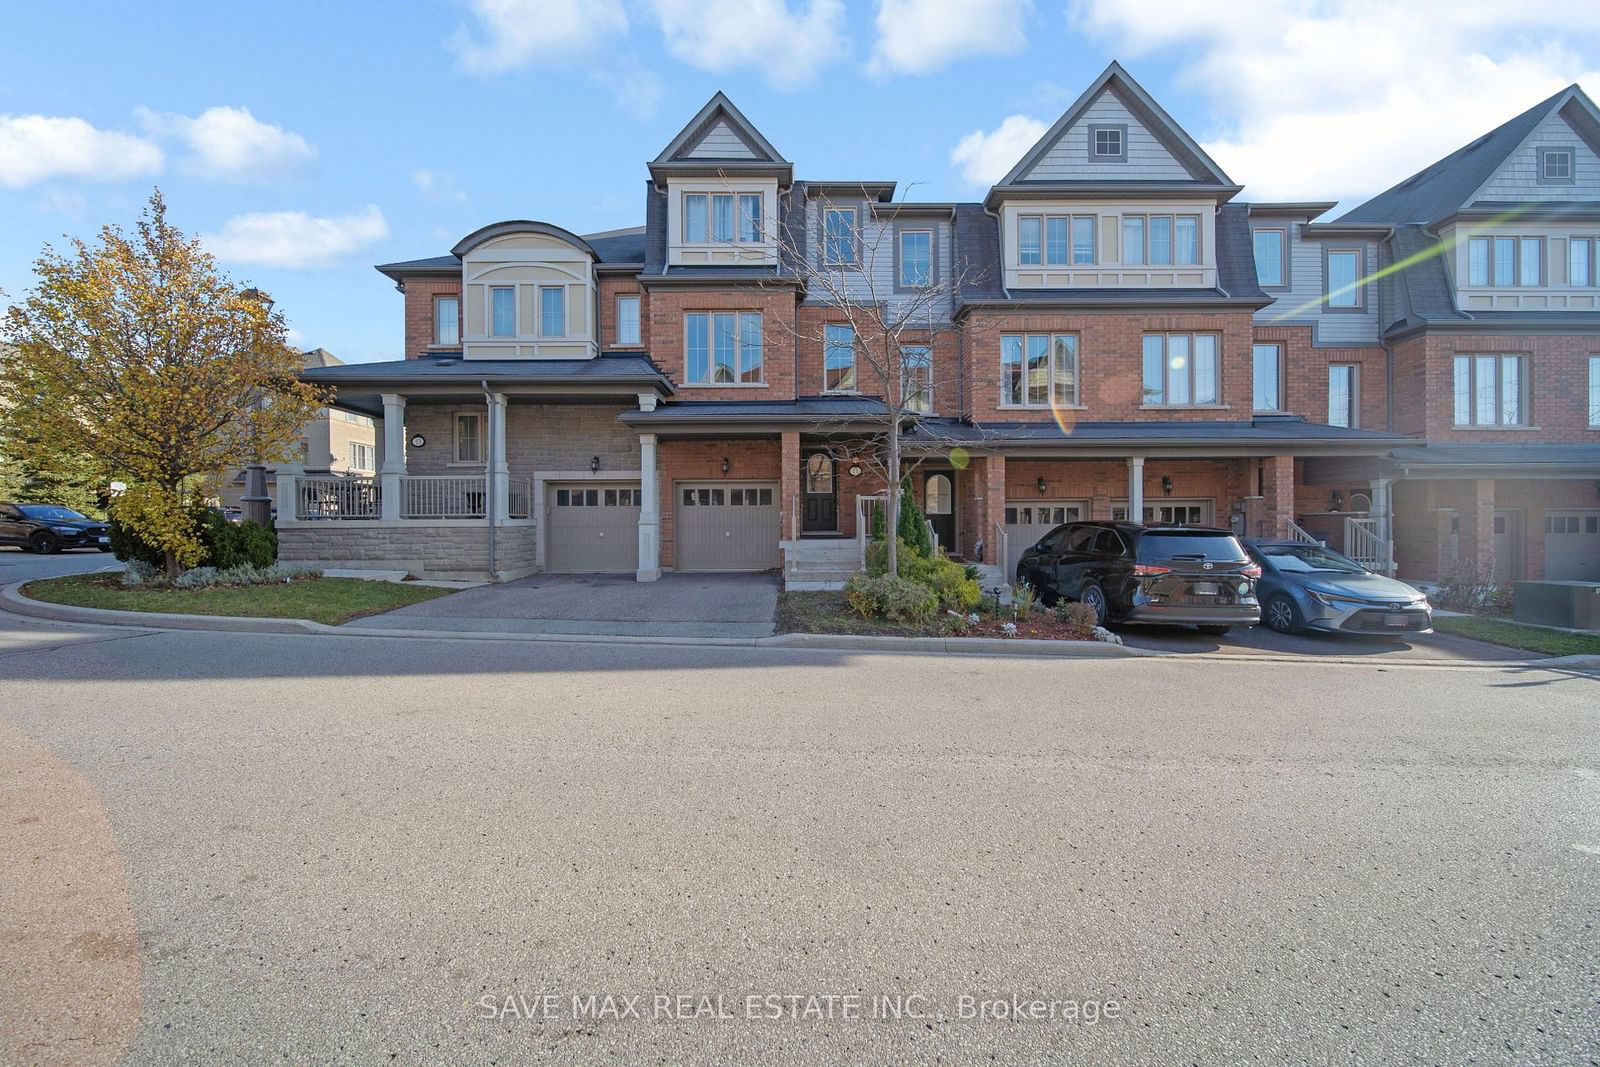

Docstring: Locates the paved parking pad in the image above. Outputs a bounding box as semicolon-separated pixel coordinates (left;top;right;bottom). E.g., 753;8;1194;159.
353;571;780;638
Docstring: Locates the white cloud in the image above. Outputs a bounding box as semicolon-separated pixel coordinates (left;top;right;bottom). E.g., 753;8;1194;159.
1072;0;1600;203
609;68;665;121
867;0;1031;77
0;115;162;187
452;0;629;73
202;205;389;269
647;0;846;90
136;106;315;182
950;114;1048;185
411;169;467;202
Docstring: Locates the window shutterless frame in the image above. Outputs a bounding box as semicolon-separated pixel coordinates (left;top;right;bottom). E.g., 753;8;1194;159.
1087;123;1127;162
900;345;933;413
896;228;934;289
1252;228;1288;288
615;294;641;345
1327;364;1359;427
683;311;763;385
1589;356;1600;427
1569;237;1597;287
1452;354;1528;427
822;207;859;266
489;286;516;336
823;323;857;393
1251;343;1283;412
1466;235;1545;287
1324;248;1364;309
1000;333;1079;408
1121;214;1201;266
1537;146;1575;184
454;412;485;464
1141;333;1220;406
433;295;461;346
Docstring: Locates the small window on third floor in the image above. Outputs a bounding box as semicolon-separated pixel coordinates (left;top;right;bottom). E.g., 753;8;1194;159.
434;295;460;346
823;208;858;266
490;287;516;337
1252;228;1287;287
1539;147;1574;183
539;286;565;337
898;229;932;287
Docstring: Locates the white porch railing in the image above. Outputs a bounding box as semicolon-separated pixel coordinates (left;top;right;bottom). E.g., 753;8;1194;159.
856;493;888;567
991;521;1009;576
404;475;486;519
1344;516;1389;572
1286;519;1325;545
508;478;530;520
295;476;380;520
925;518;939;556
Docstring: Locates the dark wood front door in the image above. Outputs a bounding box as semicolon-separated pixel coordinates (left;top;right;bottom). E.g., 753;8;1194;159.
802;453;838;533
924;470;956;555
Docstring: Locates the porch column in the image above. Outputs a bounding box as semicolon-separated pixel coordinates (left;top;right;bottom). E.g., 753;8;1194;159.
1368;477;1394;574
780;431;801;542
983;454;1006;565
1462;478;1496;577
274;468;298;521
1126;457;1145;525
488;392;509;524
636;432;661;582
379;393;406;521
1262;455;1295;539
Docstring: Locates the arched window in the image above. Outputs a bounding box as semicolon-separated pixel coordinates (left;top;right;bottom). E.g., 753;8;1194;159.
925;474;952;515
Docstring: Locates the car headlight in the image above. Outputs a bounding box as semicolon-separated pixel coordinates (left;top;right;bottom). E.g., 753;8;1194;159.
1308;589;1365;606
51;525;80;533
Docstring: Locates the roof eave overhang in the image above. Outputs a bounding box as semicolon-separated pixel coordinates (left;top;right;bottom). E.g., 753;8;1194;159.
648;161;795;186
301;375;675;399
869;203;958;219
954;295;1273;315
1434;204;1600;227
374;263;460;290
1300;223;1393;239
984;183;1243;209
946;439;1410;458
593;262;645;273
1246;202;1339;218
1394;461;1600;479
1384;318;1600;342
618;413;889;433
639;273;802;289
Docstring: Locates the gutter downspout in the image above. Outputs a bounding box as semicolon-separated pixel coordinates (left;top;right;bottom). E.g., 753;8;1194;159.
481;380;497;582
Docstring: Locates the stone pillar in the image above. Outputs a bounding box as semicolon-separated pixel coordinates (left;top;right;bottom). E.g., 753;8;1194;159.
241;464;271;525
274;469;297;522
636;432;661;582
488;392;509;524
1126;457;1145;525
780;432;801;542
1463;478;1496;578
983;454;1006;564
379;393;406;522
1262;455;1295;539
1369;476;1394;574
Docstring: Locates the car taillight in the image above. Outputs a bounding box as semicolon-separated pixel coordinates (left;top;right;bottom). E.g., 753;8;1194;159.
1132;564;1171;576
1240;564;1261;579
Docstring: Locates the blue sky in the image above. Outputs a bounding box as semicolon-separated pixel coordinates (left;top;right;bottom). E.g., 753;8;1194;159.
3;0;1597;363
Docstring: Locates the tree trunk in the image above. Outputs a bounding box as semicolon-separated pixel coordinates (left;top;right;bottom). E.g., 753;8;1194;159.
164;547;179;579
885;423;902;577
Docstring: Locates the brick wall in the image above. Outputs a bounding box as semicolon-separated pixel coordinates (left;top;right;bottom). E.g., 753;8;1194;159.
656;437;781;568
646;287;799;401
402;278;463;359
960;309;1257;422
1001;458;1251;519
1252;325;1388;430
1406;331;1600;443
401;404;639;477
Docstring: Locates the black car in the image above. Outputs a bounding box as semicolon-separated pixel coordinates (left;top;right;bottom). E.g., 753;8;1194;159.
0;502;113;553
1016;521;1261;634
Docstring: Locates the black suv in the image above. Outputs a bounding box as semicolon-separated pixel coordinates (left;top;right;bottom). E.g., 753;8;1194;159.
1015;522;1261;634
0;503;112;553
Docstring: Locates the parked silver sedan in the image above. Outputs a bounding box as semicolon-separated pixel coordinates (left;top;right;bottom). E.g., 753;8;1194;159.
1244;540;1433;636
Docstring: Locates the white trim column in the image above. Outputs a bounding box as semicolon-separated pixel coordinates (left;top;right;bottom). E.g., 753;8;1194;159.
1126;457;1145;524
637;432;661;582
488;392;509;524
1369;476;1394;574
379;393;406;521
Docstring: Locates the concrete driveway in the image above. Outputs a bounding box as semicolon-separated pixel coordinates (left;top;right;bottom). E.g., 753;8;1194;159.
356;571;780;638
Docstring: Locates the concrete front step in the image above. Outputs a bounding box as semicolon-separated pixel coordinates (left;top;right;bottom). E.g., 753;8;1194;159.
785;578;849;592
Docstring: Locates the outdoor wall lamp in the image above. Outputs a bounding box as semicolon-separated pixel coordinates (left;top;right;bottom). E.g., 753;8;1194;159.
1036;476;1047;495
1161;475;1174;496
1330;490;1344;511
721;456;731;474
590;455;601;474
849;463;863;477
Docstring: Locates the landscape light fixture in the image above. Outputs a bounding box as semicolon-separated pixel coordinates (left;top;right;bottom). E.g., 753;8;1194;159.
1330;490;1344;511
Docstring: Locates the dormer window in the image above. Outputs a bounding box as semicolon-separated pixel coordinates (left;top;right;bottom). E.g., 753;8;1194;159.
1019;214;1095;266
683;191;767;244
1538;147;1574;184
1089;124;1126;163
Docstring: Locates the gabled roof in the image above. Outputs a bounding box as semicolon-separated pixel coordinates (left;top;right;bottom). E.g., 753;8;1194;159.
649;92;791;184
990;61;1235;199
1335;84;1600;226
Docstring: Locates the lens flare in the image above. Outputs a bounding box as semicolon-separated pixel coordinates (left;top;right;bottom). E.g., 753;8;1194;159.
947;446;970;470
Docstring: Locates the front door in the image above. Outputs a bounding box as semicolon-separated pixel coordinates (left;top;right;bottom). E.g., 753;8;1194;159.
802;453;837;533
923;471;956;555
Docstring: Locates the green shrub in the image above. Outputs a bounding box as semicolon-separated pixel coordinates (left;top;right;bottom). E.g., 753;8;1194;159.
109;515;165;568
116;504;278;571
881;576;937;623
1013;580;1037;620
976;593;1000;616
895;478;931;559
1054;599;1099;639
844;574;894;619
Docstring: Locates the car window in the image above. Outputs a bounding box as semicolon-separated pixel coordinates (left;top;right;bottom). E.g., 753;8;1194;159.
1136;532;1247;562
18;505;86;521
1092;530;1127;557
0;505;22;520
1065;526;1098;554
1259;544;1366;574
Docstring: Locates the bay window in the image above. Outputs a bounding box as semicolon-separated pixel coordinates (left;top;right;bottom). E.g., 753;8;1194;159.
684;191;766;243
738;194;762;242
1141;333;1218;406
1570;237;1595;287
1001;333;1079;408
683;194;707;243
685;312;763;385
1453;354;1527;427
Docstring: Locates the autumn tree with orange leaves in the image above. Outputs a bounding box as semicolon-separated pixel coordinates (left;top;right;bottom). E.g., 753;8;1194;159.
0;191;327;575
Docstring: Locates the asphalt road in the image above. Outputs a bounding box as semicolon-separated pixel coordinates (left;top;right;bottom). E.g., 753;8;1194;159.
0;546;121;584
0;614;1595;1065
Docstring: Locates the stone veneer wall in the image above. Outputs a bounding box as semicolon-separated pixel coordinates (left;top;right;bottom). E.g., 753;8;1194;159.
278;523;537;582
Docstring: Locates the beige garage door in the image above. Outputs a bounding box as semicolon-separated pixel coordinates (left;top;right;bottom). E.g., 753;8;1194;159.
546;483;640;572
676;482;780;571
1545;511;1600;581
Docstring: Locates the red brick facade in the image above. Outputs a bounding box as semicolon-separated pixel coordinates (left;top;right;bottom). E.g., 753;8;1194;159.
645;286;799;401
402;278;463;359
656;436;781;569
1252;326;1387;430
1392;331;1600;443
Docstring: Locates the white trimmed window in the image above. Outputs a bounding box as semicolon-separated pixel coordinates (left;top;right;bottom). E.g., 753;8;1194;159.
1326;248;1363;307
685;312;763;385
615;295;641;345
824;324;857;392
539;286;565;337
348;442;375;472
1328;364;1359;427
900;345;932;413
1019;214;1095;266
1122;214;1200;266
1453;354;1527;427
1252;229;1287;287
490;287;516;337
1252;343;1283;411
1570;237;1596;288
1466;236;1543;287
434;295;460;346
1141;333;1219;406
454;412;484;463
899;229;932;287
1001;334;1079;408
1590;356;1600;427
823;208;858;265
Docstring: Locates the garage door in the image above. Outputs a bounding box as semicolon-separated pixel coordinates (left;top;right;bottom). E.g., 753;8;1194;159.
1004;500;1086;581
1544;511;1600;580
546;483;640;572
676;483;780;571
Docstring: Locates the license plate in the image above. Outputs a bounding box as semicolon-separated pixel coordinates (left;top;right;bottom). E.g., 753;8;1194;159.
1192;582;1219;595
97;536;109;544
1385;613;1411;627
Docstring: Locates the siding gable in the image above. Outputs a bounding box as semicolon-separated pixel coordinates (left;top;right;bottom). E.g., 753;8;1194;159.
1018;87;1196;182
1470;106;1600;203
682;118;760;161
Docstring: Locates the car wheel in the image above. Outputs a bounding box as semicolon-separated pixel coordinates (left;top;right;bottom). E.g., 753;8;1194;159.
1195;624;1231;636
1263;594;1303;635
1078;582;1107;626
29;531;61;555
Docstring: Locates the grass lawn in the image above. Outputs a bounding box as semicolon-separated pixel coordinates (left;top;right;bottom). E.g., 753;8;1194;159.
22;573;452;626
1433;615;1600;658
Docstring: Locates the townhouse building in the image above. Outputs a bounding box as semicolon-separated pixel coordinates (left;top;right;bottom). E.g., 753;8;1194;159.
277;62;1600;587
